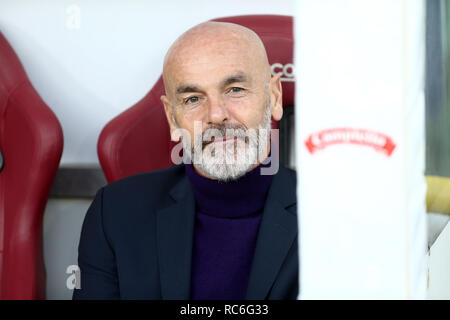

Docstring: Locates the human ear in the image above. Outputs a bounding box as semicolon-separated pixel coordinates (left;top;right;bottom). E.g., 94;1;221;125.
269;74;283;121
161;95;181;142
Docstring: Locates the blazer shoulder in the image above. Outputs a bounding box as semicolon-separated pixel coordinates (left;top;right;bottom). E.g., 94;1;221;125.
101;164;185;203
279;165;297;184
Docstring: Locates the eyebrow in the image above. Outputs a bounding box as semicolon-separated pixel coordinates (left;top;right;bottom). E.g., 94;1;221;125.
175;72;250;95
176;85;203;95
221;72;249;87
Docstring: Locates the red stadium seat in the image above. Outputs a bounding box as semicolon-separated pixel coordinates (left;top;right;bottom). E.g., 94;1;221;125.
0;32;63;299
98;15;294;183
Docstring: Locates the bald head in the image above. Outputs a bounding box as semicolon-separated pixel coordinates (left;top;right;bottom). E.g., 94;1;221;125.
162;21;271;98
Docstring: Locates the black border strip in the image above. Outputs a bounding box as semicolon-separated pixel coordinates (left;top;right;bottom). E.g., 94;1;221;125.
50;167;107;198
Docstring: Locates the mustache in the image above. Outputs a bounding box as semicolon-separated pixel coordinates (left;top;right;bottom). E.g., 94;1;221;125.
200;124;248;149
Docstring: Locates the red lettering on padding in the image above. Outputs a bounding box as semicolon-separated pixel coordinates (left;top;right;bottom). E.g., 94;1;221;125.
305;128;396;156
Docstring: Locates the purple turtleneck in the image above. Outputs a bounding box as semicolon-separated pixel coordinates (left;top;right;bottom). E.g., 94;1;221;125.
185;161;273;300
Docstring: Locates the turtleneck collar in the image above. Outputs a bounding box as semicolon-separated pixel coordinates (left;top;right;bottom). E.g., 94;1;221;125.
185;157;274;219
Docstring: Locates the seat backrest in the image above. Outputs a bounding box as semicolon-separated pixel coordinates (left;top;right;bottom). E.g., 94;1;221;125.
0;32;63;299
98;15;294;183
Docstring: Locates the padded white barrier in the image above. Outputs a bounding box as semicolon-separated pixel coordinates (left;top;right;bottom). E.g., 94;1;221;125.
295;0;427;299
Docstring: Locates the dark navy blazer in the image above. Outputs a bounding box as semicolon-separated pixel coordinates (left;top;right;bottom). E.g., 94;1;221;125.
72;164;298;300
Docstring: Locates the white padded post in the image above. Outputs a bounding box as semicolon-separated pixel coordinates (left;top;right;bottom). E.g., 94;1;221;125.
295;0;427;299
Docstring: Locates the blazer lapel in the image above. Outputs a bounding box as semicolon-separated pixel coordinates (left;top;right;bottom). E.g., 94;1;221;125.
245;167;298;300
156;175;196;299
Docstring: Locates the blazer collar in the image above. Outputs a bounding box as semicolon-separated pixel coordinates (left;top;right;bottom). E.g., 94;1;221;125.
156;174;196;299
156;165;297;300
245;166;297;299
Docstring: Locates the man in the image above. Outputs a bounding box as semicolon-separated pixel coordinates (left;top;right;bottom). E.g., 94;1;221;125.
73;21;298;300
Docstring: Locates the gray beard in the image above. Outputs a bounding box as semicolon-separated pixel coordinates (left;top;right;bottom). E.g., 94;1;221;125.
182;101;272;182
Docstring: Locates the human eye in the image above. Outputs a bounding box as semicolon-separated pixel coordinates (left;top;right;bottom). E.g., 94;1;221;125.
184;96;200;105
227;87;246;96
229;87;244;93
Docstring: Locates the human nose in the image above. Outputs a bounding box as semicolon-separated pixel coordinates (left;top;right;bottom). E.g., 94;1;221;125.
206;95;229;125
